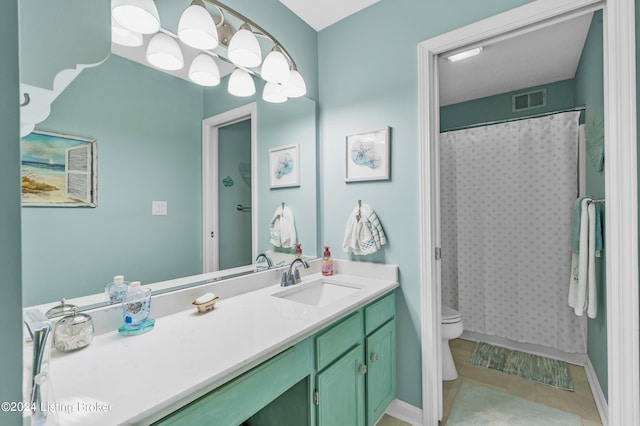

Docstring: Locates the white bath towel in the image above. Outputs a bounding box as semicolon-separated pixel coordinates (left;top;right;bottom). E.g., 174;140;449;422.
342;203;387;255
269;205;297;248
568;198;597;318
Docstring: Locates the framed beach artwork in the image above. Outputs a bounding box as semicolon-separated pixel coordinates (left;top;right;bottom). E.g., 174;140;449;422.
21;130;97;207
345;127;390;182
269;144;300;188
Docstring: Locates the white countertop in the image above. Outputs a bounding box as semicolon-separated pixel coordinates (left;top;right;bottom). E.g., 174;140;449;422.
28;261;398;425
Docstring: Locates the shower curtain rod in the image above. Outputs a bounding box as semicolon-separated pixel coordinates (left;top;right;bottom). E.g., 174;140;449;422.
440;106;586;133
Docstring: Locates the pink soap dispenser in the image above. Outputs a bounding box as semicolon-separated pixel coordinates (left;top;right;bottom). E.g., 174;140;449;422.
322;246;334;276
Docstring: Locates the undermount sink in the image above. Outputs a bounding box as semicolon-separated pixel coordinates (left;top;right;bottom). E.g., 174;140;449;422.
272;279;361;307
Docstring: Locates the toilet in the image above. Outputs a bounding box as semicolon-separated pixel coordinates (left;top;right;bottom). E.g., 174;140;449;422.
441;306;464;381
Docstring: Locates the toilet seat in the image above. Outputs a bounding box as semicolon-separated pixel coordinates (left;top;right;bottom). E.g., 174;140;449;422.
441;306;461;324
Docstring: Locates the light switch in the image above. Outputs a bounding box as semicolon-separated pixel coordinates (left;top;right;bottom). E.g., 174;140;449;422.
152;201;167;216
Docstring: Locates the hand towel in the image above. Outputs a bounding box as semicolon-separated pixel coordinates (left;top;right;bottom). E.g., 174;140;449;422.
269;205;297;248
568;198;600;318
342;203;387;255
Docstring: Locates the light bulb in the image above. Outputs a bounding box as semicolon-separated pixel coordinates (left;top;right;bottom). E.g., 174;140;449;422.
282;68;306;98
111;19;143;47
178;2;219;50
146;33;184;71
112;0;160;35
261;47;290;84
228;68;256;97
263;82;287;103
228;25;262;68
189;54;221;86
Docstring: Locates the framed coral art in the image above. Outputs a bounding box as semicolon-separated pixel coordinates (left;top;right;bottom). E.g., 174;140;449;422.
21;130;97;207
345;127;390;182
269;144;300;188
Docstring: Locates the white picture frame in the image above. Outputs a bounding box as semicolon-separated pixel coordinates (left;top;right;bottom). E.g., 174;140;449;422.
269;144;300;188
345;127;390;182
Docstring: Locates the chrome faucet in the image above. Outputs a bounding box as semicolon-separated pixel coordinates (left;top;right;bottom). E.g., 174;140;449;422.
255;253;273;270
281;258;309;287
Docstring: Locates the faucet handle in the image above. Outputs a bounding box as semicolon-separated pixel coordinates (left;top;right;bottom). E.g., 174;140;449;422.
281;271;291;287
294;268;301;284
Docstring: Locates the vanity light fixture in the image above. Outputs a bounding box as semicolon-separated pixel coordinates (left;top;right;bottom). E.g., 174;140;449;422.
146;32;184;71
447;46;483;63
228;23;262;68
178;0;219;50
261;46;290;84
111;0;306;102
112;0;160;35
111;19;143;47
189;53;221;86
228;68;256;97
262;82;287;103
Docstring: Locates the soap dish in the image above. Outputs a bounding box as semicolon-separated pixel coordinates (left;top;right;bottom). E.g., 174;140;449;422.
193;296;219;314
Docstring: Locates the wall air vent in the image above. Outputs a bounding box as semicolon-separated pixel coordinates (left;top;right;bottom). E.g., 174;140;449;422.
512;89;547;112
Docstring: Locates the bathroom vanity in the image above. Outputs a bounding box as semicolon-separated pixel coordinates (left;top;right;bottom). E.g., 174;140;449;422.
24;260;398;426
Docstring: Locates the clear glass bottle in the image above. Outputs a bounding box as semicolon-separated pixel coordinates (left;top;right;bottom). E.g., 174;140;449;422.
322;246;334;276
105;275;130;304
122;281;152;327
295;243;302;259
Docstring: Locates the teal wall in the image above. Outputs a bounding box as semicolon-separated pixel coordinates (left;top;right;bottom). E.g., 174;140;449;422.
574;10;607;400
317;0;535;408
22;55;204;306
0;0;24;423
218;120;252;269
440;79;576;131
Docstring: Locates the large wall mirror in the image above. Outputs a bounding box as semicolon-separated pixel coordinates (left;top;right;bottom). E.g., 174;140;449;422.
19;0;318;307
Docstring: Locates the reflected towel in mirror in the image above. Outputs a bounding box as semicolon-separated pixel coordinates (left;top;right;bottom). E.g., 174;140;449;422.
270;204;297;248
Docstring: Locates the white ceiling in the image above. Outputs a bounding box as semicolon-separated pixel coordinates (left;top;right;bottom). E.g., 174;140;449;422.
439;13;594;106
279;0;381;31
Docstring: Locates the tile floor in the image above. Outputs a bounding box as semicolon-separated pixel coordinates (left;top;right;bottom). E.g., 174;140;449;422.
377;338;603;426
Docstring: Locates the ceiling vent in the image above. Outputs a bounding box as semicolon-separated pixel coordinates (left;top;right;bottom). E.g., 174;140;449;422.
512;89;547;112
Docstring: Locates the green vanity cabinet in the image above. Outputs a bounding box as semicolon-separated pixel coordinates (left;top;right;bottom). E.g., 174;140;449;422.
154;339;313;426
364;293;397;426
314;292;397;426
155;290;396;426
316;344;367;425
365;319;396;426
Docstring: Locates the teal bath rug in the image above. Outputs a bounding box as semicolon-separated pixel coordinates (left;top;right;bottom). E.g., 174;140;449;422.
466;342;574;391
446;382;582;425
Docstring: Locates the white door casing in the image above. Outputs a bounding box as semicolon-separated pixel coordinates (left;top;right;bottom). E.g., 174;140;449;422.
418;0;638;425
202;103;258;273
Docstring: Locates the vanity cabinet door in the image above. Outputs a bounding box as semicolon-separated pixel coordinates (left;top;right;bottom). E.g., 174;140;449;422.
316;344;366;426
365;319;396;426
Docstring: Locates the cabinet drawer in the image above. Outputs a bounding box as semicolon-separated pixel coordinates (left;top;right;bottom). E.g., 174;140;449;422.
155;340;312;426
364;292;395;335
316;311;363;371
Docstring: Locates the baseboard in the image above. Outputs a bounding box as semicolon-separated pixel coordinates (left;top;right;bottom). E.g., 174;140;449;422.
386;398;424;426
584;357;608;425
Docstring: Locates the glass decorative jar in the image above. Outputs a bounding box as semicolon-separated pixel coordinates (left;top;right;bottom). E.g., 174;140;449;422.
53;308;94;352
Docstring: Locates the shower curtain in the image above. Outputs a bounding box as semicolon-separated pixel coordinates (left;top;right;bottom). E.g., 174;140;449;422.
440;111;586;353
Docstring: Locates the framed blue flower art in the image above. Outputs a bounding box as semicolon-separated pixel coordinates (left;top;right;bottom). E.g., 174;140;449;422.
269;144;300;188
345;127;390;182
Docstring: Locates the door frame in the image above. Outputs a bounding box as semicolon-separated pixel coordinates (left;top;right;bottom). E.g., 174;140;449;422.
418;0;638;425
202;102;258;272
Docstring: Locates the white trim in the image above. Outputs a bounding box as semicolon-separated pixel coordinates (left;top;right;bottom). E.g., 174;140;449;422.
585;356;609;425
202;103;258;273
418;1;638;425
602;2;639;425
385;398;424;426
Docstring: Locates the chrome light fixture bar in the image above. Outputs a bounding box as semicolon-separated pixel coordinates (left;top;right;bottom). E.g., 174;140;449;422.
111;0;306;102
